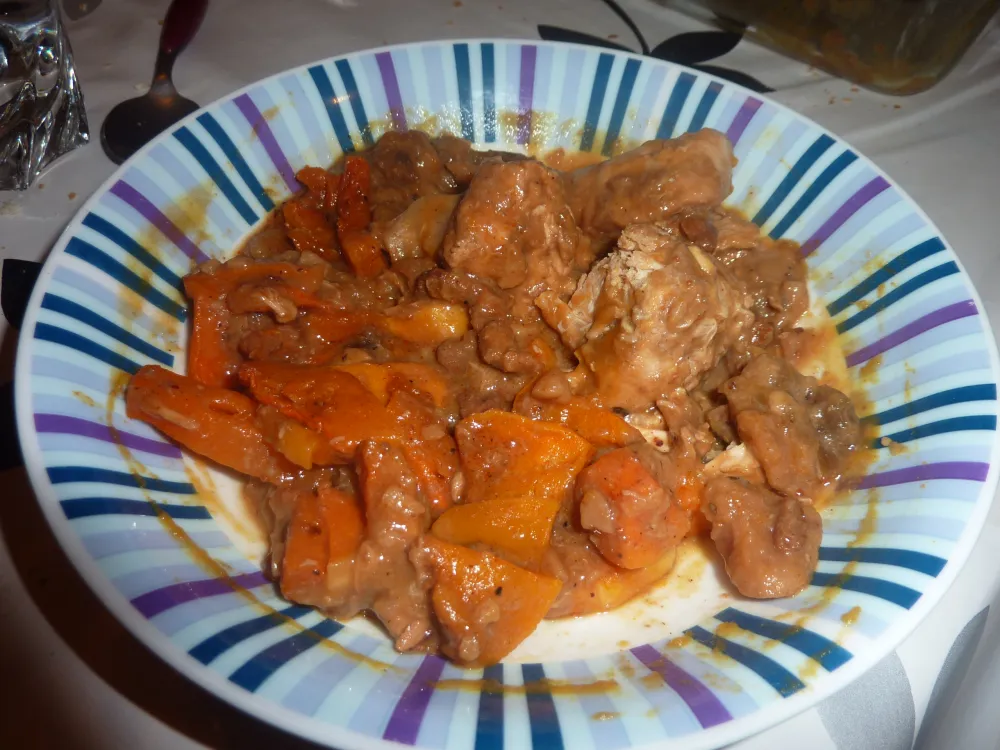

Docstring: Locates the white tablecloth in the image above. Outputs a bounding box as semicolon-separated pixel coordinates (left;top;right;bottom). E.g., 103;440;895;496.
2;1;1000;747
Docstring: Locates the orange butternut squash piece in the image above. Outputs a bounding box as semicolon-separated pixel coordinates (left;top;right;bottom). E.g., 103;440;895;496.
274;420;340;470
419;536;561;666
281;487;365;607
283;201;339;260
184;261;325;299
378;301;469;345
432;495;560;567
334;156;385;276
545;538;678;618
336;155;372;233
446;411;591;561
239;361;405;461
294;165;329;201
340;229;387;277
125;365;294;481
515;390;642;447
563;402;643;446
576;448;691;569
675;470;707;537
456;410;593;505
186;294;239;387
295;166;341;211
255;404;339;469
334;362;452;409
586;550;678;613
301;308;371;348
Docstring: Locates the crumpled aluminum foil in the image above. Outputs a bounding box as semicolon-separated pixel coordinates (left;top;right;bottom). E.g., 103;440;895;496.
0;0;89;191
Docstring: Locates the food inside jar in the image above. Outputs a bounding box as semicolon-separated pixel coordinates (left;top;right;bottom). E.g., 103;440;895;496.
694;0;998;95
125;128;865;666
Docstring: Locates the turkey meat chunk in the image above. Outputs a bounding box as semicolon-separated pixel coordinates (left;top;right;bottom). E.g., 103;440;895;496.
442;158;592;312
703;476;822;599
541;223;753;411
428;159;592;387
565;129;736;248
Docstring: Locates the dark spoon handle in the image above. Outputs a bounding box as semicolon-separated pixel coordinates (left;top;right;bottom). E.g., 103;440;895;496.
153;0;209;81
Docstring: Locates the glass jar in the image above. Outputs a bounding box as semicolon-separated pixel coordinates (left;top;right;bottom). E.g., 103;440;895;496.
664;0;999;95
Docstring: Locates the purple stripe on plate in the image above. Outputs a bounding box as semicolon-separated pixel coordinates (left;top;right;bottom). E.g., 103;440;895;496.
871;305;980;372
731;101;771;163
858;461;990;489
390;50;416;126
413;662;463;749
116;562;220;599
233;93;298;193
809;188;901;270
132;570;269;618
376;52;407;130
632;645;732;728
35;413;182;458
725;97;762;148
109;181;209;264
517;45;537;146
382;655;448;744
801;176;891;257
846;300;978;367
31;393;173;451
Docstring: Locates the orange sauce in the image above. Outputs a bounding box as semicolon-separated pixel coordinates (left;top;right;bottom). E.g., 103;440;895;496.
592;711;620;721
73;390;97;408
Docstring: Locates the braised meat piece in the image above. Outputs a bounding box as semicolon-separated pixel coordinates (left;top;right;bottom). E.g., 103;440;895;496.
365;131;459;222
543;223;753;411
442;159;592;316
422;269;562;414
576;447;690;569
432;134;527;187
722;354;863;500
565;130;735;248
356;442;438;652
710;210;809;346
703;476;821;599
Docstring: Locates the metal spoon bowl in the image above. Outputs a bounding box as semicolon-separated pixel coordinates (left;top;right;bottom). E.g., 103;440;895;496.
101;0;208;165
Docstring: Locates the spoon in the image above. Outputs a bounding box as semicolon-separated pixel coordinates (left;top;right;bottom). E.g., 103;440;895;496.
100;0;209;164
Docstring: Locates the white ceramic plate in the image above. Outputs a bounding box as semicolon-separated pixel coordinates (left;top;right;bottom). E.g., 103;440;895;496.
15;39;1000;750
